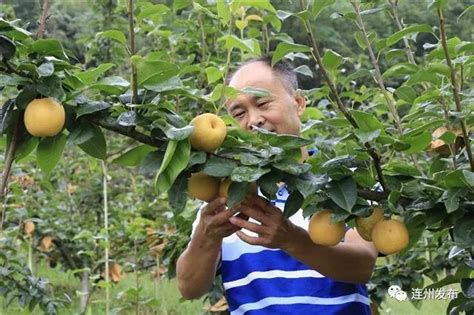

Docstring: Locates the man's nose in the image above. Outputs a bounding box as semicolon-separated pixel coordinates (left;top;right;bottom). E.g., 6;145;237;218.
247;112;265;130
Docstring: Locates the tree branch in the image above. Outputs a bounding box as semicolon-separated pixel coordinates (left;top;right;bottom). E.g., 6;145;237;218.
352;1;402;134
83;116;165;148
437;9;474;171
388;0;416;64
298;0;389;195
127;0;138;104
36;0;50;39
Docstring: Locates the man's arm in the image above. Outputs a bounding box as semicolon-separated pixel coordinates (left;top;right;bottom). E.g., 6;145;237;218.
281;226;378;284
229;196;378;284
176;198;240;299
176;224;222;299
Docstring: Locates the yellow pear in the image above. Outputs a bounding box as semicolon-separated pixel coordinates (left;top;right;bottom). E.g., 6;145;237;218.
187;172;220;202
24;97;65;137
308;210;345;246
189;113;226;152
355;207;385;241
372;219;409;255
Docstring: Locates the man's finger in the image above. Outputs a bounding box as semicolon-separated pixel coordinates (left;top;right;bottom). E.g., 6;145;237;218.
239;204;268;224
229;216;266;235
210;209;236;226
202;197;227;214
236;231;264;246
245;195;276;214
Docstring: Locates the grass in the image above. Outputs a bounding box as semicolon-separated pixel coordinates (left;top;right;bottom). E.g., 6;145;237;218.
0;262;458;315
0;262;203;315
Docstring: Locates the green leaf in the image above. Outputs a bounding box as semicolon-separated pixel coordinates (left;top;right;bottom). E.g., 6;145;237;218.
137;60;180;87
76;101;110;117
137;4;170;22
231;0;276;14
90;76;130;94
272;42;311;66
193;2;218;19
240;87;271;97
78;125;107;160
15;85;37;110
350;110;383;132
216;0;231;25
112;145;156;166
354;31;376;50
75;63;115;85
139;151;165;175
394;86;417;103
155;141;177;182
219;35;258;55
273;161;311;175
0;35;16;60
31;39;68;59
37;133;67;174
68;123;96;145
399;131;432;154
205;66;222;84
322;49;344;69
383;162;421;177
227;181;250;209
231;166;270;182
442;188;465;213
294;172;330;198
98;30;127;45
37;62;54;77
311;0;335;19
203;156;238;177
165;125;194;141
155;140;191;193
168;174;188;214
444;170;474;188
354;129;381;143
173;0;192;11
283;190;304;218
462;170;474;187
453;216;474;248
382;63;419;78
327;177;357;211
457;5;474;22
294;65;313;78
461;279;474;298
35;75;65;101
428;0;448;10
386;24;432;47
15;136;39;162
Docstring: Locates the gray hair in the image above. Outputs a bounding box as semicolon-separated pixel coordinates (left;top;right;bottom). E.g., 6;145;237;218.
227;55;298;94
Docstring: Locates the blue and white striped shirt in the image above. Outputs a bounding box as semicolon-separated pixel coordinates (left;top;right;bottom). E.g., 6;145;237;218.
215;184;371;314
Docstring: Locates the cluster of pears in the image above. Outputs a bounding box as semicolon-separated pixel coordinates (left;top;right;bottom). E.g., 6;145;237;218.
24;97;65;137
188;173;257;202
308;207;409;255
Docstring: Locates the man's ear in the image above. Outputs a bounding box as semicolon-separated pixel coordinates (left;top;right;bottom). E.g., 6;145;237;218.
294;91;306;116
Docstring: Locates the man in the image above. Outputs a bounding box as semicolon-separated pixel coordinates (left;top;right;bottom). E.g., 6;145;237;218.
176;56;378;314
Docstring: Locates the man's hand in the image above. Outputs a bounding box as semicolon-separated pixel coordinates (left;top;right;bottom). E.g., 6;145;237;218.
228;195;296;250
199;197;245;242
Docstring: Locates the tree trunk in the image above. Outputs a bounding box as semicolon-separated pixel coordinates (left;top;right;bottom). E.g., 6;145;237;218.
79;270;90;313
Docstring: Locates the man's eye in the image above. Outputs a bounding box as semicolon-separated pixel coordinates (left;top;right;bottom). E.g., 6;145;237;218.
257;101;269;107
234;112;244;118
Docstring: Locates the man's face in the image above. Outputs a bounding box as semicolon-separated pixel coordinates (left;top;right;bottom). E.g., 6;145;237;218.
226;61;305;135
